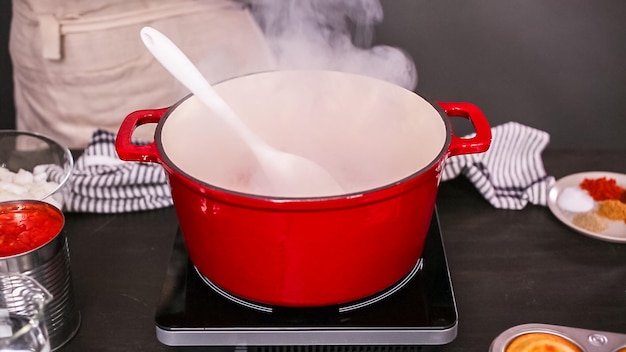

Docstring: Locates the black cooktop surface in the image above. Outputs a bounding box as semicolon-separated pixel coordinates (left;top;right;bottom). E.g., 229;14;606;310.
155;209;457;347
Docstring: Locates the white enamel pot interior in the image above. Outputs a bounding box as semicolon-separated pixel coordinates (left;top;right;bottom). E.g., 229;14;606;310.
157;70;448;197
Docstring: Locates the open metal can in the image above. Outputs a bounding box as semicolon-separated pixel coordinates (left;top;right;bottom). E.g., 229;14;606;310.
0;200;80;350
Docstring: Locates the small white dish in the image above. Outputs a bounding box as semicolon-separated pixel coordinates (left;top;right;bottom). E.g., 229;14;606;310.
548;171;626;243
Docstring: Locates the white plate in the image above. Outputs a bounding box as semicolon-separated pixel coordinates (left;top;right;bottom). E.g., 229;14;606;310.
548;171;626;243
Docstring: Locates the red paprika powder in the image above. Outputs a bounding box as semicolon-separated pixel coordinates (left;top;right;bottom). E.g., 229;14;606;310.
579;177;625;201
0;201;64;257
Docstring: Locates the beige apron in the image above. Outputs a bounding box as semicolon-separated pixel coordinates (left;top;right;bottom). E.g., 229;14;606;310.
10;0;275;148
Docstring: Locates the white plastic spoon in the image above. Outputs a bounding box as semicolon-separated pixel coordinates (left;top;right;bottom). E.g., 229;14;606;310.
140;27;343;197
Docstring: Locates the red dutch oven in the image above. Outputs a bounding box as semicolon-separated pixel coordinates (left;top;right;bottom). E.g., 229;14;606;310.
116;70;491;307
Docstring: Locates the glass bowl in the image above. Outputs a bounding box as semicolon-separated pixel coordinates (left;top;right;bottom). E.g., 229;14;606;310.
0;131;74;209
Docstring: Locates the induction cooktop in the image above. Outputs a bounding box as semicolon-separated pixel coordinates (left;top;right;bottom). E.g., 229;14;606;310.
155;209;458;348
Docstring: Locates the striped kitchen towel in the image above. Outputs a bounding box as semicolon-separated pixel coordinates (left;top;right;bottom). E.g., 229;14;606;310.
65;122;553;213
441;121;555;209
64;130;173;213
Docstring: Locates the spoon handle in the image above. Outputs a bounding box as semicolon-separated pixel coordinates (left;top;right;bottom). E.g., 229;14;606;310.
140;26;265;147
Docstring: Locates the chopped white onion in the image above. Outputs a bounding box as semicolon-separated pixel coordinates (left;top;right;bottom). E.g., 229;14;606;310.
13;168;34;185
0;166;61;208
0;168;13;182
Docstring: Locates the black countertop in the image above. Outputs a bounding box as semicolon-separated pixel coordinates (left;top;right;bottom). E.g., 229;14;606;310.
58;149;626;351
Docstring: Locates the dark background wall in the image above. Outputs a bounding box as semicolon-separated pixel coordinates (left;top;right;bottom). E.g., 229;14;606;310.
0;1;14;130
374;0;626;151
1;1;624;150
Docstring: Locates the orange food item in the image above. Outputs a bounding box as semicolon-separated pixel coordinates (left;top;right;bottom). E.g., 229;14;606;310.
579;177;625;201
506;333;582;352
598;200;626;221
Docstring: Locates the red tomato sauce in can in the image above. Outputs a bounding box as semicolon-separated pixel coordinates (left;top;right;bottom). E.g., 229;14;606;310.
0;201;64;257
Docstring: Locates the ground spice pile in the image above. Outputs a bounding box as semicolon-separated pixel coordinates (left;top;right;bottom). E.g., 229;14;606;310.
577;177;626;227
598;199;626;222
580;177;624;201
572;211;608;233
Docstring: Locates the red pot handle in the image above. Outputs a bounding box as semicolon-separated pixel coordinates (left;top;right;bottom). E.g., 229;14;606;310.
437;102;492;157
115;107;169;163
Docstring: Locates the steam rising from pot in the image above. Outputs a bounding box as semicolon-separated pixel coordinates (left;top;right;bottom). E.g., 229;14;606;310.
244;0;417;90
169;0;422;197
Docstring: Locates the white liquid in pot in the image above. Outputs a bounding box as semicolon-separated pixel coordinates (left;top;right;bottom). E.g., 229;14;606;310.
161;71;447;197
